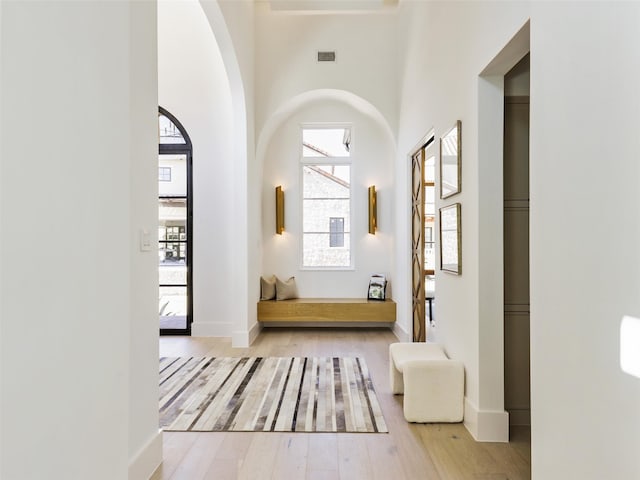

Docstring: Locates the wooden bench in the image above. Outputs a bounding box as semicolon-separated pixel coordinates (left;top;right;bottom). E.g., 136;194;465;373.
257;298;396;323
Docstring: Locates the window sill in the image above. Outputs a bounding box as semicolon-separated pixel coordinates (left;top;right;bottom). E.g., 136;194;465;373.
299;266;355;272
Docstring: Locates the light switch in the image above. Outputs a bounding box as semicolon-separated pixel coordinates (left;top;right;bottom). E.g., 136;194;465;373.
140;229;152;252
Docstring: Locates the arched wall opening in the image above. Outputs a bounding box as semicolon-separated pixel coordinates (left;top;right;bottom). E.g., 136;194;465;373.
198;0;254;346
158;0;245;337
258;90;396;300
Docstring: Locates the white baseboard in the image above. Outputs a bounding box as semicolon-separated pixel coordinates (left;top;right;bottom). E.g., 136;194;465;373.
128;430;162;480
191;321;233;337
392;322;411;342
463;397;509;442
232;322;262;348
248;321;262;345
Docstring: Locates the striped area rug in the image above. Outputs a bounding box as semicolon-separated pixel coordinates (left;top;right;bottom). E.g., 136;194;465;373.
159;356;388;433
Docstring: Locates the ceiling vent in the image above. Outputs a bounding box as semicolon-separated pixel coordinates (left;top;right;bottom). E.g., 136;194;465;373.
317;51;336;62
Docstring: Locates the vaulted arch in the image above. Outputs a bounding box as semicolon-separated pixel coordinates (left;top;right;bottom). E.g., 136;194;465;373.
256;89;395;165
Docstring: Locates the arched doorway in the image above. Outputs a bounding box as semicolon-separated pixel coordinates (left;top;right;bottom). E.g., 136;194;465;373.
158;106;193;335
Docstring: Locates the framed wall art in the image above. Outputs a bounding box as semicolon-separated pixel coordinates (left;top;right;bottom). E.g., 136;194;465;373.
440;203;461;274
440;120;461;199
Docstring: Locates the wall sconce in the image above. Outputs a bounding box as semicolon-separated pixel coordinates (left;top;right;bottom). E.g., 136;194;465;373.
275;186;285;235
368;185;377;234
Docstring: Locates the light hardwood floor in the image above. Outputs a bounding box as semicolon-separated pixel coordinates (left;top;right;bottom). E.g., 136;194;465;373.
152;328;530;480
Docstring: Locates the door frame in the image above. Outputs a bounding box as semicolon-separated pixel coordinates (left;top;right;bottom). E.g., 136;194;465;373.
410;132;435;342
159;106;193;336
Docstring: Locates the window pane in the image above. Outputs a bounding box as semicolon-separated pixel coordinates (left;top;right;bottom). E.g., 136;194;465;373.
425;185;435;215
159;167;171;182
159;199;186;233
424;226;433;243
424;156;436;270
159;114;186;144
159;261;187;285
425;220;435;270
303;234;351;267
159;154;186;196
159;286;187;330
329;217;345;247
159;242;187;265
302;128;351;157
425;154;436;183
159;197;187;281
302;164;351;267
302;165;350;198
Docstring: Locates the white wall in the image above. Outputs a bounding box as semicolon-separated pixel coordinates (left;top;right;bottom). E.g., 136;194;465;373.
158;0;235;336
0;2;159;479
253;3;398;339
261;100;394;297
397;2;530;440
254;3;398;331
201;0;257;346
129;2;162;478
254;4;398;145
397;0;640;477
529;3;640;479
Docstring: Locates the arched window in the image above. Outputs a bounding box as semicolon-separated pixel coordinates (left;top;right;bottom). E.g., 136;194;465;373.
158;107;193;335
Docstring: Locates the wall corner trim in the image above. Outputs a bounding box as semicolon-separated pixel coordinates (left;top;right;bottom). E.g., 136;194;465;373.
463;397;509;442
128;430;163;480
464;397;509;442
392;322;411;342
248;321;262;345
232;322;262;348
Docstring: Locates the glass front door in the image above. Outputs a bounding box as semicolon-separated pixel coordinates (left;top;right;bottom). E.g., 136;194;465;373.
159;108;192;335
159;157;188;331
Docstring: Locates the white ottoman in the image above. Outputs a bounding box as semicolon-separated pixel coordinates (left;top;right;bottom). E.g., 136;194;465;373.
389;342;464;423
